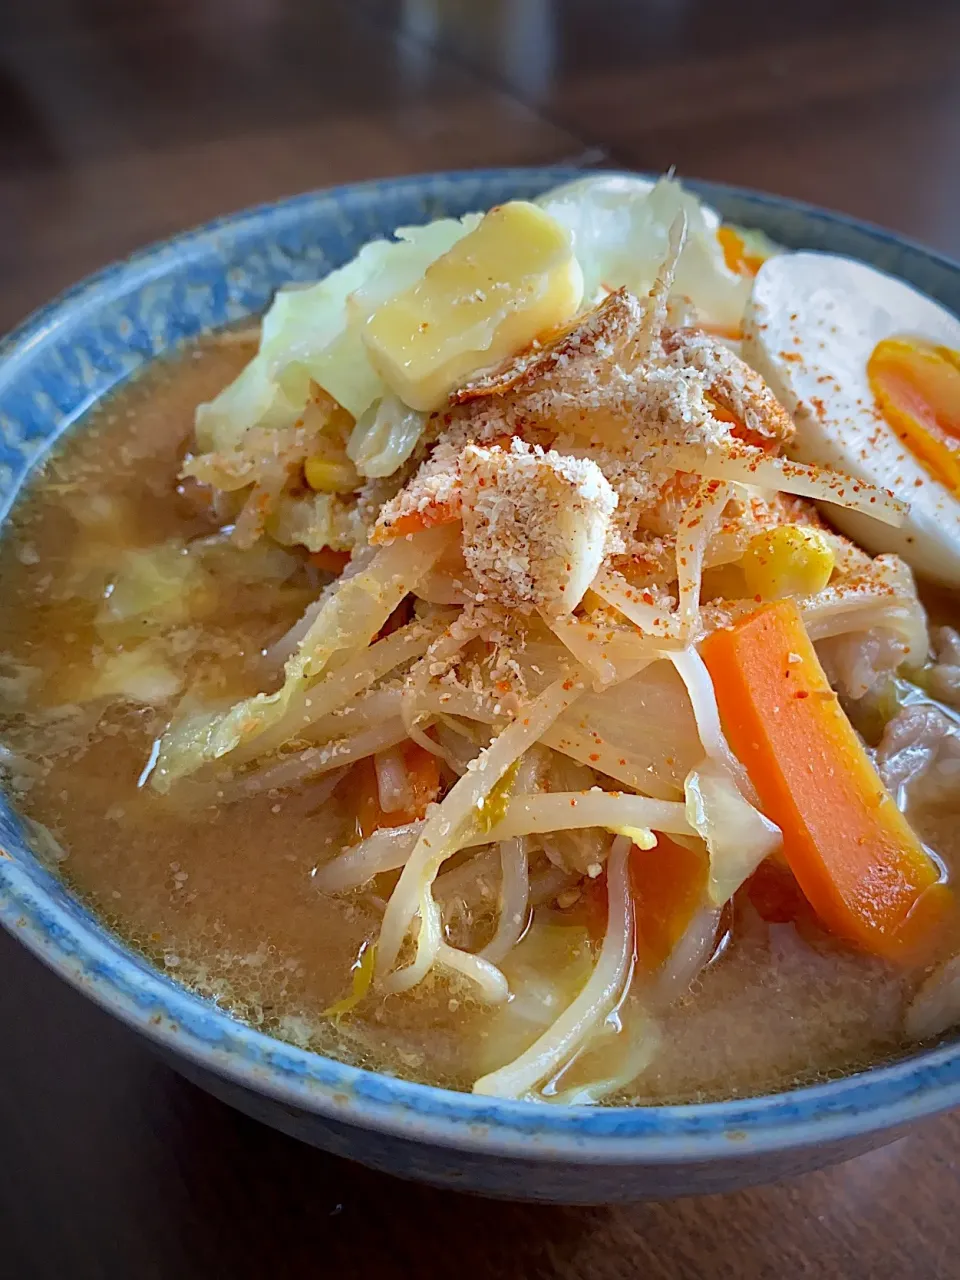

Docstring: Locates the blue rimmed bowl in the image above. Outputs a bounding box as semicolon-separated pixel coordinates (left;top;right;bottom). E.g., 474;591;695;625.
2;168;960;1204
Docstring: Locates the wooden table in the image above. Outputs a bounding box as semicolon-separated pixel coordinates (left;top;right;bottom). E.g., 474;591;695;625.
2;3;960;1275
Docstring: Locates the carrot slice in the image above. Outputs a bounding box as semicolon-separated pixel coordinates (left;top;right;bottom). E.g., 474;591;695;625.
701;599;949;960
401;740;442;819
572;838;707;969
630;837;708;970
352;742;441;840
371;497;462;544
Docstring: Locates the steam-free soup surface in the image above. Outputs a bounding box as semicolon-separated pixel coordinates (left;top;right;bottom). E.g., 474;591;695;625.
0;341;947;1102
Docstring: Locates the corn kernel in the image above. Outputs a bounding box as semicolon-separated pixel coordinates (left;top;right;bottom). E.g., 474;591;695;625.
741;524;835;601
363;201;583;411
304;456;359;494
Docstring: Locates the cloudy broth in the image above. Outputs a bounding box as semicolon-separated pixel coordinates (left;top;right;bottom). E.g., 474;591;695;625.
0;340;946;1103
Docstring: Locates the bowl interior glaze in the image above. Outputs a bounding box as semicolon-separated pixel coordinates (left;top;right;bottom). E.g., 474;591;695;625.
2;167;960;1181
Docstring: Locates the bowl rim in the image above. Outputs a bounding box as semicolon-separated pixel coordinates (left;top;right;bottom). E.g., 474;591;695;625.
2;165;960;1165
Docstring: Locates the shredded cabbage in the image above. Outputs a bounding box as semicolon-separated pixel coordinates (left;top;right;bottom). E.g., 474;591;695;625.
151;528;449;790
348;394;428;479
190;533;299;584
541;608;658;687
377;675;584;993
416;656;702;799
194;356;295;455
554;664;701;799
473;919;597;1077
97;540;209;635
267;492;359;552
91;642;183;705
473;835;635;1099
684;760;782;905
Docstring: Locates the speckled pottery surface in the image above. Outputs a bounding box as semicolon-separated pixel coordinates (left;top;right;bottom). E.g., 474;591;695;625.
1;168;960;1204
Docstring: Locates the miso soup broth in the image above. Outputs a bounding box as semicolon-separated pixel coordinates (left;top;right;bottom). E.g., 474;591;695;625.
0;336;950;1105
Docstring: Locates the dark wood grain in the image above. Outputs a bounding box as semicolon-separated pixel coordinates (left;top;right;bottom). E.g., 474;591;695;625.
2;4;960;1277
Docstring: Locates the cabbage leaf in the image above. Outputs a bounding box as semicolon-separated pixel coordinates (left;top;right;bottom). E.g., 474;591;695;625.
151;526;450;790
537;174;751;331
684;760;782;905
196;213;482;454
267;492;359;552
347;393;427;479
97;540;210;635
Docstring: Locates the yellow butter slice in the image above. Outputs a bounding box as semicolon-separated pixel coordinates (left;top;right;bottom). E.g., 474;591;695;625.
363;201;583;411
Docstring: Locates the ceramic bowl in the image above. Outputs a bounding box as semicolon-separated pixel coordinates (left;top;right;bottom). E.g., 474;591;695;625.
2;168;960;1204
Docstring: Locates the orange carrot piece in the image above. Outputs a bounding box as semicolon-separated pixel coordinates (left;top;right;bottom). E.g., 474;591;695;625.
371;497;462;544
309;547;351;574
352;742;442;840
701;599;949;960
400;740;442;819
630;837;708;970
571;839;707;968
704;392;776;452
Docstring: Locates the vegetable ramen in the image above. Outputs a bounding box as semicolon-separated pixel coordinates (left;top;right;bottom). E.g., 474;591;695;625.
3;174;960;1105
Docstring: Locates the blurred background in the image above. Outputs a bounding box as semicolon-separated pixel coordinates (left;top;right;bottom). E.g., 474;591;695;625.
3;3;960;1277
3;0;960;334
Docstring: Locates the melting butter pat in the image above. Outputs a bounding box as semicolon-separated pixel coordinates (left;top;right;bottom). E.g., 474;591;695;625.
362;201;584;411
